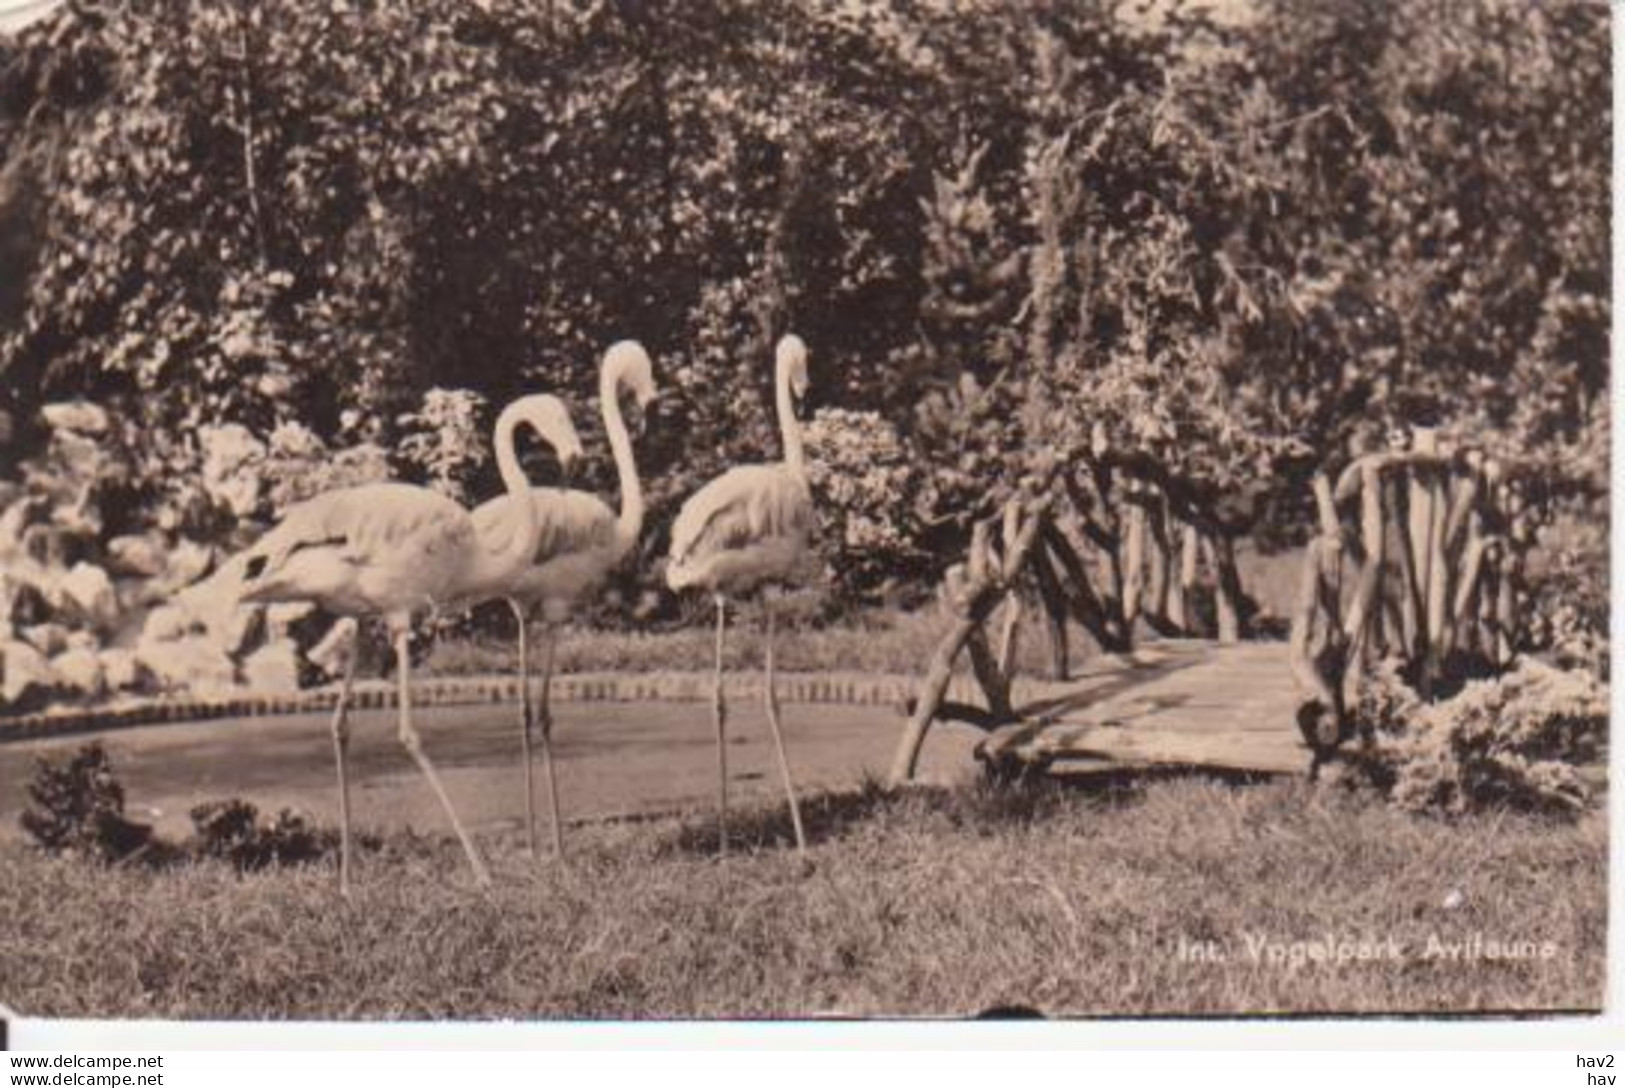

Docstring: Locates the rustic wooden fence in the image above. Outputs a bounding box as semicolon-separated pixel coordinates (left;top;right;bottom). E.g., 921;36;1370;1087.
886;437;1253;787
1288;429;1542;758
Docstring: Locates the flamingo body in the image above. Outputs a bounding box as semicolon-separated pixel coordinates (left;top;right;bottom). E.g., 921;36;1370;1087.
664;334;814;861
225;395;581;893
472;487;619;616
240;482;475;618
471;340;656;858
667;463;813;595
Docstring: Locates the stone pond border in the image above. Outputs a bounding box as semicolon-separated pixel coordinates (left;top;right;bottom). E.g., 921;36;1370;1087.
0;670;1039;744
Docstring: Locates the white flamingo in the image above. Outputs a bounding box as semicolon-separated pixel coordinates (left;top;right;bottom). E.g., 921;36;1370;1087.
234;395;584;893
666;334;814;860
470;341;657;859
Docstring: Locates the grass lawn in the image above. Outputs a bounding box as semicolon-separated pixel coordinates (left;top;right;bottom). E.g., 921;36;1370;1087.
0;775;1605;1019
424;599;975;678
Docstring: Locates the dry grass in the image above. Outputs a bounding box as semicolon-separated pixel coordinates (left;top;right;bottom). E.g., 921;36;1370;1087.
0;775;1604;1019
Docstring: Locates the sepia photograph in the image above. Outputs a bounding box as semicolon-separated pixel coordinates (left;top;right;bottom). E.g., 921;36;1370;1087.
0;0;1610;1027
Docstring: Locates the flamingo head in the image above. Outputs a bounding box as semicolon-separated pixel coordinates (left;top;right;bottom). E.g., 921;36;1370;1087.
606;339;658;410
512;393;584;470
777;334;810;401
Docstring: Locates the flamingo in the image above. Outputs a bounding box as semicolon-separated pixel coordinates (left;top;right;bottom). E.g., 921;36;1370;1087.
666;334;814;860
470;340;657;859
233;394;584;893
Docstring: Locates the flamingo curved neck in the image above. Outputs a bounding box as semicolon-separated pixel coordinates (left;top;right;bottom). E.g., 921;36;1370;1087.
776;354;805;475
602;364;644;556
484;403;540;572
493;407;533;502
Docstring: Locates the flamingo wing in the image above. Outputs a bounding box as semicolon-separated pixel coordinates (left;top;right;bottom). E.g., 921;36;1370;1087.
472;488;617;568
668;464;813;567
245;483;471;583
528;488;618;563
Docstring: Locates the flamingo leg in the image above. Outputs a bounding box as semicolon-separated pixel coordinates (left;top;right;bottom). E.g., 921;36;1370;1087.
512;600;538;859
712;594;729;857
761;595;808;859
392;624;491;888
329;628;360;896
537;623;565;859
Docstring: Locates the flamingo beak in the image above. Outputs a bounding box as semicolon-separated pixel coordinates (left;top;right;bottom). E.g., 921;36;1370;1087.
632;395;657;439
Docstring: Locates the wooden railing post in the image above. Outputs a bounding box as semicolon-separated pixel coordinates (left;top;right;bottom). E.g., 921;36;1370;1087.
1340;461;1386;703
1312;472;1339;537
1041;518;1130;653
968;623;1014;721
888;498;1050;787
1145;495;1171;629
1122;500;1146;632
1030;546;1071;680
994;593;1023;691
1169;522;1199;634
1206;531;1243;644
1385;468;1423;664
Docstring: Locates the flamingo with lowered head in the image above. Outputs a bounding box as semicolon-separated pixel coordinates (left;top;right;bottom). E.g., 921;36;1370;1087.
471;340;657;859
666;334;814;861
233;394;585;893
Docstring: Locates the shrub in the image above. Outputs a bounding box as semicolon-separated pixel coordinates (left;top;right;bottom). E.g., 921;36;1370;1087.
20;743;346;874
188;798;335;872
198;422;269;520
264;429;393;516
395;387;490;505
1525;513;1609;679
18;742;151;863
1349;657;1606;816
802;408;933;602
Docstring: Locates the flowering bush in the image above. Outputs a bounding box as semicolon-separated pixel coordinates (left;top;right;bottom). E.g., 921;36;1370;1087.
1349;657;1606;816
396;388;489;505
262;421;392;515
193;419;396;526
803;408;932;601
178;387;490;530
198;423;268;520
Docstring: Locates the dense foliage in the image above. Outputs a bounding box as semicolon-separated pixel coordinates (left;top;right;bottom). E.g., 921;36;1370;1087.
0;0;1608;602
1349;657;1607;816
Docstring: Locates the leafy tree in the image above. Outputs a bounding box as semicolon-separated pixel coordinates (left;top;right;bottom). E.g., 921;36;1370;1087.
0;0;1606;615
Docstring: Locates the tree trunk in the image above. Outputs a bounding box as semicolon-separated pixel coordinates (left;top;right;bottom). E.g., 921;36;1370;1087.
1145;497;1171;628
1423;465;1451;676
